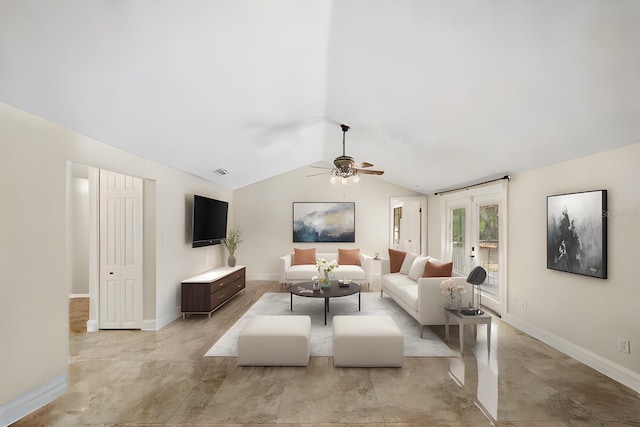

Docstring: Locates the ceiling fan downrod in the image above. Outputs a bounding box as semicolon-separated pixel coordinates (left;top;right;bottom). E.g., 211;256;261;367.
340;124;349;156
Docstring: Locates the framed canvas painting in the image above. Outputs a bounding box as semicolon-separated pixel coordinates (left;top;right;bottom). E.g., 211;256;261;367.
293;202;355;243
547;190;607;279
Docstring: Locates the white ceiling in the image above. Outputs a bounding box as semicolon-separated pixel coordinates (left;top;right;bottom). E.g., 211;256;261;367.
2;0;639;193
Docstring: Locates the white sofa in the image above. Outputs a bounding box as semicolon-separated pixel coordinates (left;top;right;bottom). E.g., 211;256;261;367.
279;252;373;286
380;256;471;334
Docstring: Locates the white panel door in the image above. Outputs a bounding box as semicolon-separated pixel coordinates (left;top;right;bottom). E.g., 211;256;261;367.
99;170;143;329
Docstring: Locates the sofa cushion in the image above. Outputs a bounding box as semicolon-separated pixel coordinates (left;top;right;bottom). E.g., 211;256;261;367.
424;261;453;277
408;256;430;281
286;265;320;281
388;249;406;273
334;265;366;280
400;252;418;275
383;273;419;312
286;264;365;281
293;248;316;265
338;248;361;266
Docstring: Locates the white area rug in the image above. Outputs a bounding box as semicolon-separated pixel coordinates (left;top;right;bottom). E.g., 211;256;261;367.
205;292;457;358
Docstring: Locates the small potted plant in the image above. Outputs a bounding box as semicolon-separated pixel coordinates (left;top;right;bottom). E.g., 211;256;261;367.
221;227;243;267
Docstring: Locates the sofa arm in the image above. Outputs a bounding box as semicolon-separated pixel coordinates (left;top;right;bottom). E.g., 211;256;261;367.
416;276;472;325
360;253;373;285
279;253;292;284
381;258;391;275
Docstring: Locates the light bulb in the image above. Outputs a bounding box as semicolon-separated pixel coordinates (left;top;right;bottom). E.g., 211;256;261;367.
341;177;348;186
353;174;360;183
330;175;336;184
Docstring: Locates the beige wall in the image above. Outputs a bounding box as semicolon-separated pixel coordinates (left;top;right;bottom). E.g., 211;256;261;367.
233;166;423;280
427;143;640;390
507;143;640;381
0;103;231;405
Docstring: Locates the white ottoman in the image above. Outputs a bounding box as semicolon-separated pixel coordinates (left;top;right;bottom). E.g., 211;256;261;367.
332;315;404;367
237;315;311;366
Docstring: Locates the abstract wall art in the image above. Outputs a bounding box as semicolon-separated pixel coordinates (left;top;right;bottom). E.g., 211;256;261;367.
547;190;607;279
292;202;355;243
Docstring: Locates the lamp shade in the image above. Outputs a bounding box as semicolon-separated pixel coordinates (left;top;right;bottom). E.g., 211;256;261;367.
466;266;487;286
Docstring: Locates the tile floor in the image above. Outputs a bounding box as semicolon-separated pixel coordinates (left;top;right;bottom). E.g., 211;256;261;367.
12;281;640;426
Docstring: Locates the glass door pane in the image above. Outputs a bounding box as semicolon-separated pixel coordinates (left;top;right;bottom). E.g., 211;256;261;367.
451;207;466;273
477;203;499;299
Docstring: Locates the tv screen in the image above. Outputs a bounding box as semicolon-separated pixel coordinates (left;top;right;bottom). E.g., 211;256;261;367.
192;195;228;247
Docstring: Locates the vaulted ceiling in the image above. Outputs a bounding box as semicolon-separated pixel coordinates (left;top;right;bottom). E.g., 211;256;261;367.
2;1;639;193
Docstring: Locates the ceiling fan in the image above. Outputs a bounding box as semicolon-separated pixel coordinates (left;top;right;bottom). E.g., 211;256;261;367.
309;124;384;184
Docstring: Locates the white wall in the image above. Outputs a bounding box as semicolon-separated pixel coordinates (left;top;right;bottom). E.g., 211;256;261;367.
507;143;640;388
70;164;90;295
427;143;640;391
0;103;231;411
233;166;423;280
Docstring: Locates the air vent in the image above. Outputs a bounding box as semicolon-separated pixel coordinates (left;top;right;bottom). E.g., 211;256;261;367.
214;168;229;176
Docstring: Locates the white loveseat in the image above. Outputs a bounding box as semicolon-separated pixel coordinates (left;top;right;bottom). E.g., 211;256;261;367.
279;251;373;287
381;255;470;335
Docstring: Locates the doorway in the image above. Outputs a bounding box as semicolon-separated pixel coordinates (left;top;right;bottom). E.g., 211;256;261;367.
389;196;428;255
442;183;508;316
66;163;146;331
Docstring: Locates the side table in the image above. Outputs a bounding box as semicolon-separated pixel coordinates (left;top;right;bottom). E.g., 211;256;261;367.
444;308;491;354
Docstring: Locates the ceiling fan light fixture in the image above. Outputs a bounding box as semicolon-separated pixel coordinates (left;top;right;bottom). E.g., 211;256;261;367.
315;123;383;185
329;164;359;185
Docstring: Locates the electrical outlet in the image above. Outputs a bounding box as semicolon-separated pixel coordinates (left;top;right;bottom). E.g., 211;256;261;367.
520;300;527;310
617;338;631;354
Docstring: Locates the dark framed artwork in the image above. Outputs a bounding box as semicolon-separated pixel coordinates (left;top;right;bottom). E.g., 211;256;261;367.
547;190;607;279
293;202;355;243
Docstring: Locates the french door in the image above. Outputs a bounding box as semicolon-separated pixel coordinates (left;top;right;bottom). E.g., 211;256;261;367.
444;184;507;316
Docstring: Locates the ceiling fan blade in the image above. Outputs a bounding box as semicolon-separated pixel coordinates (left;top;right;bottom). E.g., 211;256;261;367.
357;169;384;175
307;172;330;177
354;162;374;168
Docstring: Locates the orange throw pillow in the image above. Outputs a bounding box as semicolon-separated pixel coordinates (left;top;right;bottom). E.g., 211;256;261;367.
338;248;361;266
423;261;453;277
293;248;316;265
388;248;406;273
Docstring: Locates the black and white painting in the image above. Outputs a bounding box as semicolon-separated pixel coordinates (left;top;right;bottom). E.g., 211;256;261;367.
547;190;607;279
293;202;355;243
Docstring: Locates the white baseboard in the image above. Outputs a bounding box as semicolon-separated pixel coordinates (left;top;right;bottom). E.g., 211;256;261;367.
0;372;68;426
142;319;158;331
246;273;278;281
86;319;98;332
68;293;89;298
504;314;640;394
157;306;182;330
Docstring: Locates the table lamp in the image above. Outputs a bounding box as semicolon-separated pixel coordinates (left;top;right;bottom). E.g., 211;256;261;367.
462;266;487;315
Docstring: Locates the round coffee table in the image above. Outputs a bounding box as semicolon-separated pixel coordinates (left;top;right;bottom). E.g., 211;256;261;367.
290;281;361;325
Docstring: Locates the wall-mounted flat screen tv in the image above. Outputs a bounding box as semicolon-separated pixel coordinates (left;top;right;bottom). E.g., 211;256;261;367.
192;195;228;247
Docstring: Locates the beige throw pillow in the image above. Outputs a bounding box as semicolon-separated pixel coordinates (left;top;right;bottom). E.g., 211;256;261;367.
399;252;418;275
408;256;431;281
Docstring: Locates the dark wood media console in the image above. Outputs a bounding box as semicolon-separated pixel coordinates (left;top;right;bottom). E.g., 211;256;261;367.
181;266;246;318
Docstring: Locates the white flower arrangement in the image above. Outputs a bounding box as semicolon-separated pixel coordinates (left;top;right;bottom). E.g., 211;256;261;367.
316;258;339;277
440;277;465;297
